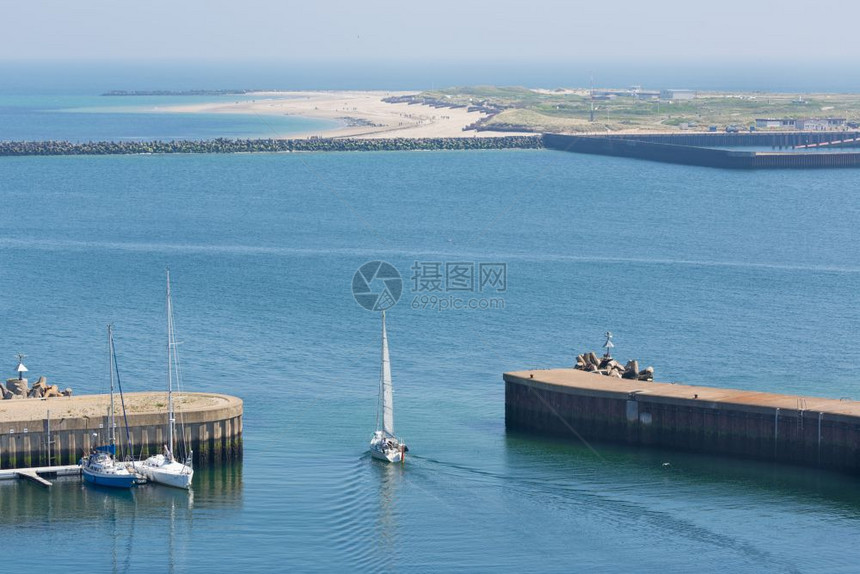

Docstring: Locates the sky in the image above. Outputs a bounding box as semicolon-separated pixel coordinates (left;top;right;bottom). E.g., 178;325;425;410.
1;0;857;64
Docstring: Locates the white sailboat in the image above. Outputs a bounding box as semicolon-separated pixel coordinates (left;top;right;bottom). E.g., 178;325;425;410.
135;270;194;489
369;310;408;463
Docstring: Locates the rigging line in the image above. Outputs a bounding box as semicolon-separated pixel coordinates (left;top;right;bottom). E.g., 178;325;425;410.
246;107;393;247
111;330;134;460
169;291;192;458
467;324;606;462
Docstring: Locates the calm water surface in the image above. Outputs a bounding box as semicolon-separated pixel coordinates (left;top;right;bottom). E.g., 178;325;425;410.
1;149;859;573
0;93;337;142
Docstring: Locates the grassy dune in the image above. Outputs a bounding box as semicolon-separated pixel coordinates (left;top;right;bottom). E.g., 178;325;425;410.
421;86;860;133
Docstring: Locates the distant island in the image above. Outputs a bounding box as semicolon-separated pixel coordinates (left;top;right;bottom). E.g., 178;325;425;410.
408;86;860;134
102;89;254;96
130;88;860;140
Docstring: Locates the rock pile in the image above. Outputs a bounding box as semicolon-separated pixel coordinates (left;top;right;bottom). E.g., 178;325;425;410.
3;376;72;400
574;352;654;382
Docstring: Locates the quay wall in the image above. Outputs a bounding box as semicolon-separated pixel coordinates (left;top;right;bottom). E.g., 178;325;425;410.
0;392;243;469
542;133;860;169
577;131;860;148
504;370;860;474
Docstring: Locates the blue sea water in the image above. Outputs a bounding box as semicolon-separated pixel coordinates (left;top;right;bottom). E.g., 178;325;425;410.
0;93;337;142
1;122;860;570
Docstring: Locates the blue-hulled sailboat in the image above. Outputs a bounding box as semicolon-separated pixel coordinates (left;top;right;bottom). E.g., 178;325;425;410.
81;325;138;488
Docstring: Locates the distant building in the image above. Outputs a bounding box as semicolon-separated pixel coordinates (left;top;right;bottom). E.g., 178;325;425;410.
755;118;846;130
796;118;846;131
755;118;797;129
634;90;660;100
660;89;696;100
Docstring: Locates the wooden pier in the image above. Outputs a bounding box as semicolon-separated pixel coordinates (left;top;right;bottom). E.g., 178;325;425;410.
505;368;860;474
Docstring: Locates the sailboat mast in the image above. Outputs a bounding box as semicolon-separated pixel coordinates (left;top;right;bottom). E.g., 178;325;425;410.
381;310;394;437
167;270;174;456
108;324;116;447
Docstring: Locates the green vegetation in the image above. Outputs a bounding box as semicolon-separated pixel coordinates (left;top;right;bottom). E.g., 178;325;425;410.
416;88;860;133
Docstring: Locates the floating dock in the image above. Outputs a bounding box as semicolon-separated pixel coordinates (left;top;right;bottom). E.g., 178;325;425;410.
0;465;82;487
504;369;860;474
0;392;243;470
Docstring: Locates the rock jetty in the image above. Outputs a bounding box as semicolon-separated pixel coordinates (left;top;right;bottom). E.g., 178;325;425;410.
574;351;654;382
0;136;543;157
3;376;72;400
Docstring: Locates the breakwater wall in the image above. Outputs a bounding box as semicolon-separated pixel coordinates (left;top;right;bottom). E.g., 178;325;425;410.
0;136;543;157
543;133;860;169
0;392;243;469
505;369;860;474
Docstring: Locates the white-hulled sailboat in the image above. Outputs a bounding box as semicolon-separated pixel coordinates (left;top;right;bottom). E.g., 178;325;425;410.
370;310;408;463
135;271;194;489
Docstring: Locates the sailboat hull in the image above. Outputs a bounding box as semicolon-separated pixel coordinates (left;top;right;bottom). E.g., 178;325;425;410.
82;469;138;488
370;448;403;463
135;457;193;489
81;453;138;489
370;435;404;463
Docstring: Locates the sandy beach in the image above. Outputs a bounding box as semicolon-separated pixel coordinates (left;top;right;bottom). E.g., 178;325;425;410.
161;90;530;139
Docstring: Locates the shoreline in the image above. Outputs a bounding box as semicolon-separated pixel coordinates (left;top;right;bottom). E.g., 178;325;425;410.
157;90;532;139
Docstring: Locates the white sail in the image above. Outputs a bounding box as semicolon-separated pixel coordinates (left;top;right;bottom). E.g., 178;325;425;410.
381;310;394;437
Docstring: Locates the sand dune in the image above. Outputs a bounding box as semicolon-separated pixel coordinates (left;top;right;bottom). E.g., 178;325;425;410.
162;90;529;139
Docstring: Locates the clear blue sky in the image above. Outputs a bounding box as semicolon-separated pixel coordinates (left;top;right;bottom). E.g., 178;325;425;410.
0;0;855;64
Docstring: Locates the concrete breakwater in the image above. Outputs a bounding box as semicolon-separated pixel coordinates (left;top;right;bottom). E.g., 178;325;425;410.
543;132;860;169
505;369;860;474
0;136;543;157
0;392;242;469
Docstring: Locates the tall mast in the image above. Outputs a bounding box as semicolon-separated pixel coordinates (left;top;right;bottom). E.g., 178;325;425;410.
381;310;394;437
167;269;174;456
108;324;116;447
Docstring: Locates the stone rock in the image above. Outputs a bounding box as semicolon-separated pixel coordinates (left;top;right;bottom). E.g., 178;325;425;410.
62;388;73;397
622;360;639;379
44;385;62;398
27;386;44;398
638;366;654;381
6;378;29;396
586;352;600;367
575;355;587;369
0;386;12;400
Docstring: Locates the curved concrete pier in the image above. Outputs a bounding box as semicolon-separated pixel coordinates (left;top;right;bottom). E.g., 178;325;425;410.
505;369;860;474
0;392;243;469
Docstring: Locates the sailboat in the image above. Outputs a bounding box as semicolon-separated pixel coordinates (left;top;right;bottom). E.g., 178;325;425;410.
135;271;194;489
369;310;408;463
81;325;138;488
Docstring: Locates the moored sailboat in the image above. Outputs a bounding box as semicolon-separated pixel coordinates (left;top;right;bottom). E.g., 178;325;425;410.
369;310;408;463
81;325;138;488
134;270;194;489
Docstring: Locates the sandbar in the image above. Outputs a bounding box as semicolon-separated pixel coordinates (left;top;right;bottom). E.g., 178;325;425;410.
161;90;530;139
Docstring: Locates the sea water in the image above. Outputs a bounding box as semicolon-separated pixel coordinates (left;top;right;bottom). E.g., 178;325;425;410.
0;93;337;142
1;124;859;571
